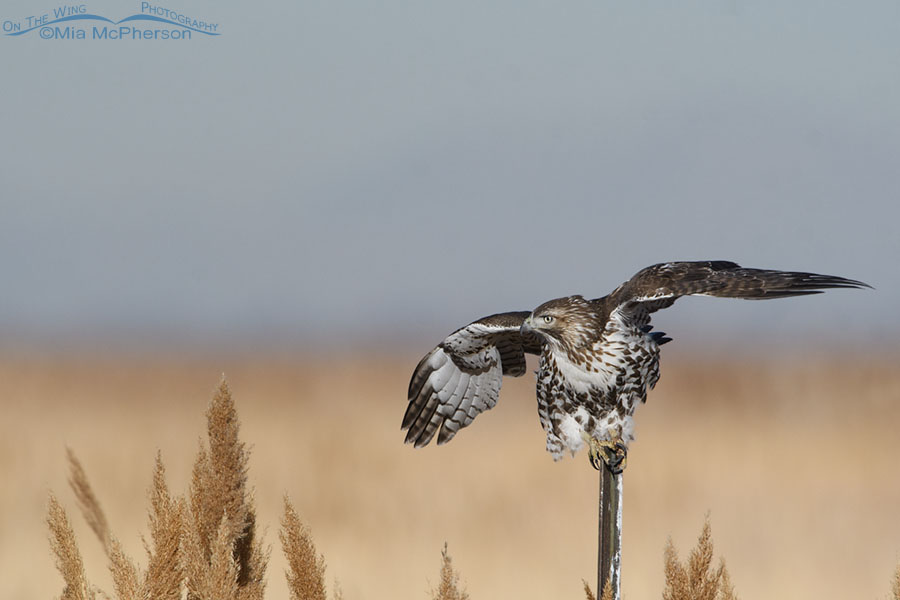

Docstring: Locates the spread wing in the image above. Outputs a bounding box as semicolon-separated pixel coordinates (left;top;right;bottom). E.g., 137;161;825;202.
607;260;870;321
402;311;543;448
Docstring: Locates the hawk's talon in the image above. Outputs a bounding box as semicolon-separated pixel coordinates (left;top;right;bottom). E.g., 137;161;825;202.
582;432;627;474
605;441;627;475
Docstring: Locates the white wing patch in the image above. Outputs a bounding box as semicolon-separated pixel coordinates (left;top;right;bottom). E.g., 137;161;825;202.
631;291;675;302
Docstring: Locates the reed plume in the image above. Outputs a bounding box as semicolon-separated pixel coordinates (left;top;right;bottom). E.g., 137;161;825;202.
892;562;900;600
431;543;469;600
280;495;328;600
67;448;111;554
582;578;612;600
662;519;737;600
143;454;185;600
66;449;140;600
184;378;268;600
108;538;140;600
49;378;268;600
47;493;96;600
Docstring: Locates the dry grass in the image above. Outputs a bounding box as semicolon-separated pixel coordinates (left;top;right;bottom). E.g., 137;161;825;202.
67;448;111;555
143;455;185;600
583;580;596;600
663;519;737;600
893;563;900;600
185;379;268;600
582;577;616;600
280;496;327;600
4;353;900;599
431;544;468;600
47;379;269;600
581;579;613;600
66;447;146;600
601;580;613;600
47;494;96;600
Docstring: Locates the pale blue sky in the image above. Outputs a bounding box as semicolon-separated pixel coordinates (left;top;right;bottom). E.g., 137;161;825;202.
1;0;896;350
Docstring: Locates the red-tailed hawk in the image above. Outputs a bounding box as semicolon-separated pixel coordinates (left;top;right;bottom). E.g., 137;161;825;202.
402;261;868;472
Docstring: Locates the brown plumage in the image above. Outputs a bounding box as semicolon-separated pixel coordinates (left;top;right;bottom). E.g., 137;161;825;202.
402;261;869;468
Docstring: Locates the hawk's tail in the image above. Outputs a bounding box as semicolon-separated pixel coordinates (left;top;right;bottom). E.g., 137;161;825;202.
641;324;672;345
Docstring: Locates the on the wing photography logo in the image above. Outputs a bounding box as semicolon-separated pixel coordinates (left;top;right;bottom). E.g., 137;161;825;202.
2;2;220;40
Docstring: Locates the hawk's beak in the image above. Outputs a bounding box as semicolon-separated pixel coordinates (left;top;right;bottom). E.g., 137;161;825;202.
520;316;534;335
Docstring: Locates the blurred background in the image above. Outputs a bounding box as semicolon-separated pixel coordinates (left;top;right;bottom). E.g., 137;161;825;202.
1;0;898;598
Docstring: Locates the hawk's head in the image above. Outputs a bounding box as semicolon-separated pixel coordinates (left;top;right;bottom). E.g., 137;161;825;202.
522;295;599;351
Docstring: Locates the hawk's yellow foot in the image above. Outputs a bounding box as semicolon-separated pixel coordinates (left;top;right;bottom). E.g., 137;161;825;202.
581;432;627;474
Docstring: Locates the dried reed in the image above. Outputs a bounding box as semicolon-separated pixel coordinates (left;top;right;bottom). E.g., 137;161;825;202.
143;454;185;600
662;519;737;600
108;538;140;600
602;580;613;600
67;448;111;555
48;378;269;600
280;495;328;600
67;447;141;600
184;378;269;600
582;574;619;599
431;543;469;600
47;494;97;600
892;562;900;600
62;374;900;600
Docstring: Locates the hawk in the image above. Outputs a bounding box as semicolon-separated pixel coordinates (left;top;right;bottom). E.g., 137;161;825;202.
402;261;868;472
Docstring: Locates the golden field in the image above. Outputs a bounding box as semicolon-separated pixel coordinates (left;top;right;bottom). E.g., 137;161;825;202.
2;351;899;600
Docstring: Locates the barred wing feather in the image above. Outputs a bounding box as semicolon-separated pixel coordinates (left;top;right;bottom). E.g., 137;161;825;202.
609;261;870;316
402;311;542;448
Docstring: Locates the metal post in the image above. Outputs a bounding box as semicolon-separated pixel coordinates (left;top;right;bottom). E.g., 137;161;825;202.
597;467;622;600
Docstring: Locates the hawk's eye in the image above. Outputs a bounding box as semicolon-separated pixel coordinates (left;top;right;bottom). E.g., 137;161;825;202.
542;315;554;324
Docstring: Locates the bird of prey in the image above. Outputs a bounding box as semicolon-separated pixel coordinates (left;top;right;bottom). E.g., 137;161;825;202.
402;261;868;472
